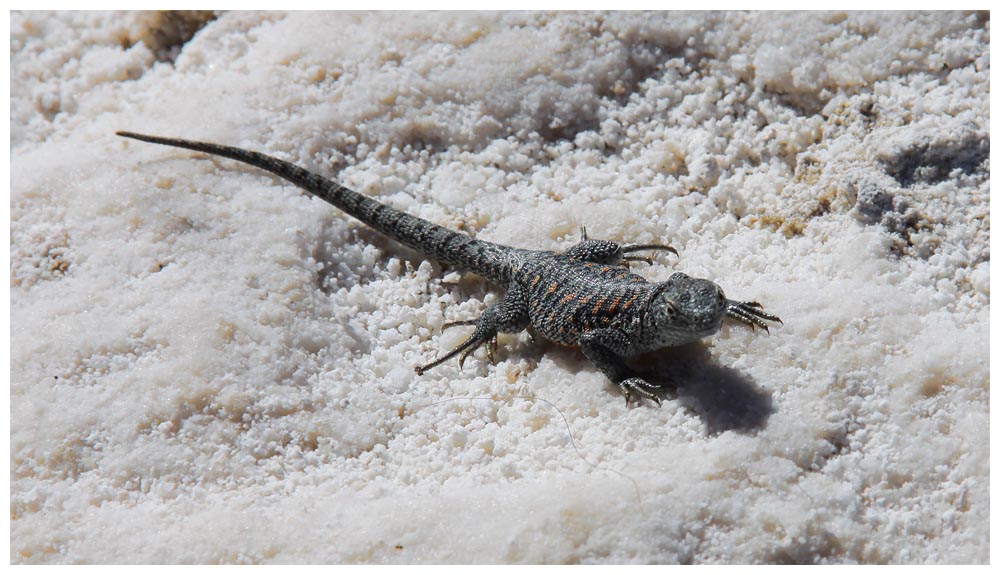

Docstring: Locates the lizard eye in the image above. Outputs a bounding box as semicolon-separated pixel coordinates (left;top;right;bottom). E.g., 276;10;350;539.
664;300;678;317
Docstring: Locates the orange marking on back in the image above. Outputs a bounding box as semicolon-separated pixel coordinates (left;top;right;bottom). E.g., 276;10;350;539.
560;292;576;304
530;275;541;289
545;282;559;295
608;295;623;313
592;296;607;313
621;293;639;311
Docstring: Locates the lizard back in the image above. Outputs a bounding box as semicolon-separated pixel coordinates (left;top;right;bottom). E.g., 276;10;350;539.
517;257;655;346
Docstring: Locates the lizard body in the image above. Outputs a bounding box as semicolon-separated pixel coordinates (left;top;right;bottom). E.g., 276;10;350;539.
116;131;780;405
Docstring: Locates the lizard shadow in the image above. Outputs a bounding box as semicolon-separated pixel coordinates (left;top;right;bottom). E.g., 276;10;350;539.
628;342;774;435
540;340;774;434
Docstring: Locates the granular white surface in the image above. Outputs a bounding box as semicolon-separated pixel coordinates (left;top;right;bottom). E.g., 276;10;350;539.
10;11;990;564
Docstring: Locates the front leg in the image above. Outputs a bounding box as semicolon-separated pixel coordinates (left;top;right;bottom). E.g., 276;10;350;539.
578;329;668;407
415;284;530;374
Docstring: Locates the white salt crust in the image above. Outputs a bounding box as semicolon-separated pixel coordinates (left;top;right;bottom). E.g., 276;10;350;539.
10;11;989;564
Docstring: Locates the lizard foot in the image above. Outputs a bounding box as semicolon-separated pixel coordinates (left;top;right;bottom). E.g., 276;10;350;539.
620;243;678;266
414;323;498;375
726;300;782;332
618;377;665;407
413;329;497;375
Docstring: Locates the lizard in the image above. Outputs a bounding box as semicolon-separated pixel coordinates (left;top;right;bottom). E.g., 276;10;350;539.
116;131;781;406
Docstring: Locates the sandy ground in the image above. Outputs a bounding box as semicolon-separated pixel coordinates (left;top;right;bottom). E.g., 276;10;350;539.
9;11;990;564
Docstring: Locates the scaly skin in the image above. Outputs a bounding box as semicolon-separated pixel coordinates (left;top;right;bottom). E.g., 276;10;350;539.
116;131;781;405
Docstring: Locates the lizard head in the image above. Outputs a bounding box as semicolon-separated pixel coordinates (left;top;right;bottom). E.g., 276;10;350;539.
644;272;727;347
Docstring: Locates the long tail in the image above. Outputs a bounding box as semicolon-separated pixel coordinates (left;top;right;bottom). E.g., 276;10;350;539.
116;131;509;283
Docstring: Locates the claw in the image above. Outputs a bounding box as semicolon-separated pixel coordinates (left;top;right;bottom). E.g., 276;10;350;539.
621;244;679;258
488;336;498;363
526;325;539;343
623;256;655;266
458;346;475;370
442;319;477;330
620;389;634;407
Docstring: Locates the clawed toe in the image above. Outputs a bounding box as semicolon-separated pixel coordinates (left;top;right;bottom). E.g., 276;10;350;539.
416;327;495;375
618;378;663;407
623;255;654;266
726;299;782;331
621;244;678;267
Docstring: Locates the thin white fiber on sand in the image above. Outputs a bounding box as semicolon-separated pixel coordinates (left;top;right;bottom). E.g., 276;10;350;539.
10;11;989;564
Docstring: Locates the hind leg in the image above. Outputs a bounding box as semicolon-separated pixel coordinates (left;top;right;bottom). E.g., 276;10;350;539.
563;227;677;266
415;285;530;374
